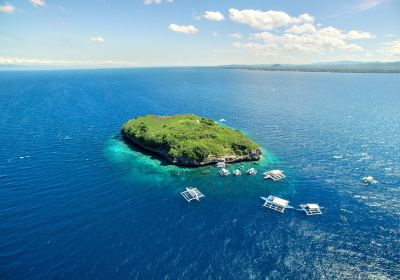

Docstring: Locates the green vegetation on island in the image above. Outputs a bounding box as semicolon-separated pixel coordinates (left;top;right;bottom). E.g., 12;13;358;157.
121;114;262;166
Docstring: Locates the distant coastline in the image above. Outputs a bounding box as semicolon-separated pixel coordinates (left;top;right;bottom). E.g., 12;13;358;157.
220;61;400;74
1;61;400;73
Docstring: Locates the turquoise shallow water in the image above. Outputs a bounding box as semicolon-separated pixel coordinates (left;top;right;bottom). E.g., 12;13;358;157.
0;68;399;279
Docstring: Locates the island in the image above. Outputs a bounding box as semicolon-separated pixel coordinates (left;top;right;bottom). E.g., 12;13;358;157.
121;114;262;166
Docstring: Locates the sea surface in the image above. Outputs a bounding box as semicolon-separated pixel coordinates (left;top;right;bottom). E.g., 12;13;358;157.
0;68;399;279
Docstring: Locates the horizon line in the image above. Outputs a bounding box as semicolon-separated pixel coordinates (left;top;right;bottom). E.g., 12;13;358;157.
1;59;400;71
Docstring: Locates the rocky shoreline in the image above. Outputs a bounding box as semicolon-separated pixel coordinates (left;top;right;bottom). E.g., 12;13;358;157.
122;133;262;167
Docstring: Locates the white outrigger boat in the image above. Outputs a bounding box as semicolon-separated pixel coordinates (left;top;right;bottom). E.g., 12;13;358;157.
216;162;226;168
219;168;230;176
181;187;205;202
233;169;242;176
298;203;323;215
261;195;293;213
246;168;257;175
264;170;286;181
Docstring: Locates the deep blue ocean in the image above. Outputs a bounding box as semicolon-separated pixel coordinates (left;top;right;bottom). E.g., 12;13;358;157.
1;68;399;279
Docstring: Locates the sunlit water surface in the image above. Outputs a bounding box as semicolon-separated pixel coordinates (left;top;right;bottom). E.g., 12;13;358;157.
0;68;399;279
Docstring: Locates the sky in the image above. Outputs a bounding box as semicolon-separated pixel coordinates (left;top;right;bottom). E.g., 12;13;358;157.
0;0;399;67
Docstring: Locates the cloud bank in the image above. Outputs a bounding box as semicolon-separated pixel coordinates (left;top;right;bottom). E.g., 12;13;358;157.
0;57;137;67
229;8;375;57
229;9;313;30
380;39;400;56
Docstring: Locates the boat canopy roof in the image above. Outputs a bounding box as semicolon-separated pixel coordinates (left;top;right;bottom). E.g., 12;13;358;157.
306;203;319;209
181;187;205;202
272;197;289;207
187;187;199;196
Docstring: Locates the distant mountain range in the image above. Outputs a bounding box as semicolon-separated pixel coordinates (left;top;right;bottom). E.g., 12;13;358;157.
220;61;400;73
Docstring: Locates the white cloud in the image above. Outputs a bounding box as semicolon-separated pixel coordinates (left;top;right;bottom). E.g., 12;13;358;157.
285;23;316;34
0;3;15;13
30;0;45;7
212;32;218;37
380;39;400;56
344;30;375;40
144;0;173;5
250;31;277;42
230;33;242;39
242;25;373;56
0;57;137;67
168;24;198;34
297;13;314;24
203;11;224;21
230;8;376;58
90;36;105;43
341;44;364;51
233;41;279;56
229;8;313;30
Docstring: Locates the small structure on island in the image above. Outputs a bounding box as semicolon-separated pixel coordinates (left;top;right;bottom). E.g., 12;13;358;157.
233;169;242;176
246;168;257;175
181;187;205;202
220;168;231;176
261;196;292;213
361;176;377;184
264;170;286;181
298;203;323;215
216;162;226;168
